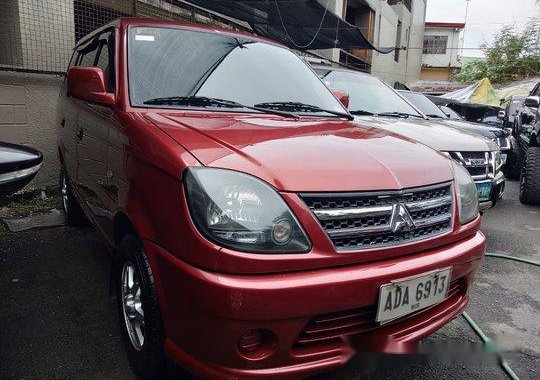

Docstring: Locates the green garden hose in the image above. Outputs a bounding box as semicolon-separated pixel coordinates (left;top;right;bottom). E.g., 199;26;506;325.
484;252;540;266
462;311;520;380
461;252;539;380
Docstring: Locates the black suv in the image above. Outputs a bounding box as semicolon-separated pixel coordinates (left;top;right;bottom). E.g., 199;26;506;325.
510;82;540;204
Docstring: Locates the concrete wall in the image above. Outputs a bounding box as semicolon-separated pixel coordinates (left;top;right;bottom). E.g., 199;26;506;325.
370;0;425;87
0;72;63;189
369;2;400;85
18;0;74;72
422;27;461;68
403;0;426;84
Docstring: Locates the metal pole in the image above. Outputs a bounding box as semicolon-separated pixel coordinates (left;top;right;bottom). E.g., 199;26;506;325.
461;0;471;55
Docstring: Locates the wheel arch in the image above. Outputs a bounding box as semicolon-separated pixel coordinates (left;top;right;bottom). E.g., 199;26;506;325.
113;211;139;246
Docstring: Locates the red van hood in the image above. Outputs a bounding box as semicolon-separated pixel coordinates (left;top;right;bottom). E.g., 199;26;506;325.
146;112;453;192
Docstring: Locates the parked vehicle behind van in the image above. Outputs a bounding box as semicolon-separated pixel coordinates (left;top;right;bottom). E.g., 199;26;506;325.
58;19;486;380
311;62;505;210
510;82;540;204
398;90;515;176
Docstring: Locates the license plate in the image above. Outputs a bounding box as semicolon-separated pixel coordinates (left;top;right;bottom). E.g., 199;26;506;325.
476;182;492;201
501;154;507;164
376;268;451;323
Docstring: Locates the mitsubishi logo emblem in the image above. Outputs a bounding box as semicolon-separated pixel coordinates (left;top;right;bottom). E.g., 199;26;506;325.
390;203;415;233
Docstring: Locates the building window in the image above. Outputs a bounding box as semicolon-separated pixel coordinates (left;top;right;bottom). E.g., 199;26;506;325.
423;35;448;54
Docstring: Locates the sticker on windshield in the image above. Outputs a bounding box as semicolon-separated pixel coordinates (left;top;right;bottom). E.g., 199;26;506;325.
135;35;155;42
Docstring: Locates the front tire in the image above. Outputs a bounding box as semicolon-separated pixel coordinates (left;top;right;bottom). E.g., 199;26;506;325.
519;147;540;205
116;234;167;380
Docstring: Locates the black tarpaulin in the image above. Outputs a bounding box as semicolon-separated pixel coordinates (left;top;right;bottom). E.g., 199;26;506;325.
182;0;394;52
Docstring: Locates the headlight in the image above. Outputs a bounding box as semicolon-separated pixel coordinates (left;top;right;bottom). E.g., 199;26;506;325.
184;168;311;253
452;161;479;224
493;151;503;171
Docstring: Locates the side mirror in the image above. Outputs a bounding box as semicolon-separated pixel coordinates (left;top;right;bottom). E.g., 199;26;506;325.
523;96;540;108
0;142;43;196
67;66;115;107
332;90;350;109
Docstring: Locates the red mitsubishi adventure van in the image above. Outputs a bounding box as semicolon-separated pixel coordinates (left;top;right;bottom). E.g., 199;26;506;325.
57;18;485;380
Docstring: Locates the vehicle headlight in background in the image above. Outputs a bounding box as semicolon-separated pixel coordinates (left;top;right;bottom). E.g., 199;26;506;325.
452;161;479;224
184;168;311;253
493;151;503;171
493;136;511;150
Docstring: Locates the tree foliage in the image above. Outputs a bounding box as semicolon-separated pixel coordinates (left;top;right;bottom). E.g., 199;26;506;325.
454;18;540;84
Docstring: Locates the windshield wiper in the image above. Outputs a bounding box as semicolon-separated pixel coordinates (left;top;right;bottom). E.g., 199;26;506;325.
144;96;241;108
143;96;298;119
425;113;445;119
377;111;424;119
254;101;354;121
350;109;375;116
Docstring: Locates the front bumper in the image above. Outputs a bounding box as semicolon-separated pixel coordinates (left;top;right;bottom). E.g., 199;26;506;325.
477;170;505;210
145;230;486;380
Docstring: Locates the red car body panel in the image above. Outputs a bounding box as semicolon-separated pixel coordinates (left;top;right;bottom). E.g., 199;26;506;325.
145;112;453;192
145;230;483;380
56;18;486;379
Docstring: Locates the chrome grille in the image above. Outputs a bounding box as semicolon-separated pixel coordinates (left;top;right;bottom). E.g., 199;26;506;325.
450;151;496;181
301;182;453;251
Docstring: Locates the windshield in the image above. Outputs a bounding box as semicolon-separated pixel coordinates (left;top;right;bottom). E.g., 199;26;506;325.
315;69;422;116
399;91;447;118
127;27;346;115
440;106;462;120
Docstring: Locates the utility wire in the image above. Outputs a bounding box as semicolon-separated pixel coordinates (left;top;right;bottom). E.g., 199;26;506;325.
274;0;331;49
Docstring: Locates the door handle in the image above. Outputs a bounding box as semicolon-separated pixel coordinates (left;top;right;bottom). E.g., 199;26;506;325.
77;129;84;141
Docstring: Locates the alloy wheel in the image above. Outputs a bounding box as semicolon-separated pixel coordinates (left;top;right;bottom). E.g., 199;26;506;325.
121;261;145;351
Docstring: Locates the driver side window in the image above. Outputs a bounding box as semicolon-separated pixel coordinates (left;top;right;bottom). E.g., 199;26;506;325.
73;30;115;93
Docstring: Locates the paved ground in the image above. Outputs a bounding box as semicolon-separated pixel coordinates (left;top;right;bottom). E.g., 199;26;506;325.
0;180;538;380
